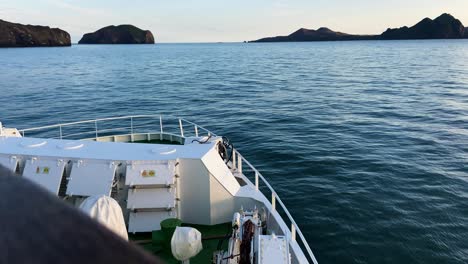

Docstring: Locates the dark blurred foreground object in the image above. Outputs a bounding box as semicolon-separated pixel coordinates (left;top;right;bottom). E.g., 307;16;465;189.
0;19;71;47
0;165;161;264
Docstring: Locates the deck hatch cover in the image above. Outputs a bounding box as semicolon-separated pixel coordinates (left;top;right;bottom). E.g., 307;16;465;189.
258;235;290;264
0;155;18;172
125;161;176;186
127;188;176;209
66;161;117;196
23;158;66;194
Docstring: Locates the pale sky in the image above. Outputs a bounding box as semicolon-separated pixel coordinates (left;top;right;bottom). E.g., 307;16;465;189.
1;0;468;43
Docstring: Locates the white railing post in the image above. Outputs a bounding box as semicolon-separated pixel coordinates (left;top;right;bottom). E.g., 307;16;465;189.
291;224;296;241
237;154;242;174
59;125;63;139
130;117;134;142
94;120;98;140
159;116;163;141
271;192;276;211
179;119;184;137
255;171;259;191
194;125;199;137
159;116;163;133
0;122;3;136
232;150;236;169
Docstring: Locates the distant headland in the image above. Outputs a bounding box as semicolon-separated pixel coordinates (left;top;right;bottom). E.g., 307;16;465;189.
252;13;468;42
1;13;468;47
0;19;70;47
78;25;155;44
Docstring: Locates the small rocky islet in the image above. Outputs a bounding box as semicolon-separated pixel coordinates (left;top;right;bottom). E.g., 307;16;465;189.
78;25;155;44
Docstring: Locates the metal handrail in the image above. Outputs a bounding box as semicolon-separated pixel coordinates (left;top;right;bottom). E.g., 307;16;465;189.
234;151;318;264
19;115;216;139
18;115;316;263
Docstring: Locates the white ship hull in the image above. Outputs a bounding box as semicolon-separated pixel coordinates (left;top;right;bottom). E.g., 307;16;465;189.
0;115;318;264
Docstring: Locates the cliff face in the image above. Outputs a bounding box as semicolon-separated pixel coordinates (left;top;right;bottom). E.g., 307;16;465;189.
252;13;466;42
79;25;155;44
0;19;71;47
381;13;465;40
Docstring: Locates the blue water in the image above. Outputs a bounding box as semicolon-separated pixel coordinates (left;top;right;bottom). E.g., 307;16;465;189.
1;41;468;263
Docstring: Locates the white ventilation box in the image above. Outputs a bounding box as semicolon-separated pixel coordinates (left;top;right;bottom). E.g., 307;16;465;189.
23;158;66;194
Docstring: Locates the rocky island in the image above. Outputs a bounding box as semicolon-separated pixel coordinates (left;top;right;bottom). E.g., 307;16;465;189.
252;13;467;42
0;19;70;47
254;27;375;42
79;25;155;44
381;13;465;39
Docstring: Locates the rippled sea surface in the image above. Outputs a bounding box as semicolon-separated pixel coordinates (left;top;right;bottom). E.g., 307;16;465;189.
1;41;468;263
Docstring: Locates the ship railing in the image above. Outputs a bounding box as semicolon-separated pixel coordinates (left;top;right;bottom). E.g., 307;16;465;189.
19;115;317;263
232;149;319;264
18;115;216;140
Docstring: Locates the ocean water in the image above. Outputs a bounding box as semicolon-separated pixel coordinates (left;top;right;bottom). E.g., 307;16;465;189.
1;41;468;263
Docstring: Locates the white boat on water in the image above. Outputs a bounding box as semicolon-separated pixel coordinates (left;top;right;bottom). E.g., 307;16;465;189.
0;115;318;264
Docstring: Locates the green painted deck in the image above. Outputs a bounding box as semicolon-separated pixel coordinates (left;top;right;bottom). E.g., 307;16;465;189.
130;222;231;263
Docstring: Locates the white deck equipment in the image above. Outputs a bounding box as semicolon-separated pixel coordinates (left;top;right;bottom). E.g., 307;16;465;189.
79;195;128;240
171;227;203;263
